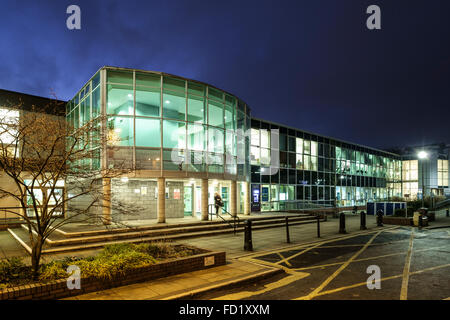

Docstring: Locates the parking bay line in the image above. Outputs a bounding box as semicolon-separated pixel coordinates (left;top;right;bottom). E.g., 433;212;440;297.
311;263;450;299
294;230;383;300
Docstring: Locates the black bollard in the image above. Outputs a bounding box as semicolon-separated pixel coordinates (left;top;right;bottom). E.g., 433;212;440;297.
360;211;367;230
285;217;290;243
418;214;423;229
244;219;253;251
376;209;384;227
339;212;346;234
317;215;321;238
447;209;449;217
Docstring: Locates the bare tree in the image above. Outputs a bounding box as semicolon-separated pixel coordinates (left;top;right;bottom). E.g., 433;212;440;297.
0;99;133;279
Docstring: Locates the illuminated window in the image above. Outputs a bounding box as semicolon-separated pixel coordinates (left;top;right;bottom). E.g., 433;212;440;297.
438;159;448;187
0;108;19;145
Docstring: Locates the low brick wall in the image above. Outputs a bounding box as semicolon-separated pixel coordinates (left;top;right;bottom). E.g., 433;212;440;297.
0;251;226;300
382;216;412;226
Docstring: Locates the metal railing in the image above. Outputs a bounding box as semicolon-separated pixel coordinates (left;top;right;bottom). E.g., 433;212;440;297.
208;204;241;235
0;207;24;225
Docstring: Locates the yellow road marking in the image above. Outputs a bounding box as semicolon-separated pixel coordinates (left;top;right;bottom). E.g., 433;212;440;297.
400;230;414;300
290;245;446;271
313;263;450;299
275;243;323;266
294;230;383;300
276;252;292;267
212;271;310;300
239;228;397;262
274;229;387;266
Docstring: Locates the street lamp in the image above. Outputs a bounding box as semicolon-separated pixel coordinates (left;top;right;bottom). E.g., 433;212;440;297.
418;151;428;208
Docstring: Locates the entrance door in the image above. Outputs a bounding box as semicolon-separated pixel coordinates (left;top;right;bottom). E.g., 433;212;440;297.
195;186;201;214
221;186;229;212
184;186;193;216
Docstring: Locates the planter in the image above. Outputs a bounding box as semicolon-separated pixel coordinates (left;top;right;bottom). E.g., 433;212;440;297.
0;250;225;300
382;216;413;226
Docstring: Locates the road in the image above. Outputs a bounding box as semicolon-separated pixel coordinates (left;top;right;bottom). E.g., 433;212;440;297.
193;227;450;300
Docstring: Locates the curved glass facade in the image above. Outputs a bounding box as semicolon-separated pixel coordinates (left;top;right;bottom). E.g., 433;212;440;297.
67;67;251;181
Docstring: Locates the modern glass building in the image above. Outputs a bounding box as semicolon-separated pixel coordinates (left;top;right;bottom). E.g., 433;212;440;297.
249;118;403;212
64;66;405;221
66;67;251;222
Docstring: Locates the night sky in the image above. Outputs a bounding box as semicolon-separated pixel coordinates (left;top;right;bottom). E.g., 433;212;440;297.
0;0;449;150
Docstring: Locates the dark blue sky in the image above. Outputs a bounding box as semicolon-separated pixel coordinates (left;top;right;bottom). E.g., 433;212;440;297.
0;0;449;150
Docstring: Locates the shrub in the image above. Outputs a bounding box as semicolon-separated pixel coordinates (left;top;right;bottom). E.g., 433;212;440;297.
0;257;27;283
39;244;158;281
39;261;70;281
4;241;196;285
99;243;134;257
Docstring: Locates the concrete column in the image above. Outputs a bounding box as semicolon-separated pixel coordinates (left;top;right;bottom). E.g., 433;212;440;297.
231;180;237;217
157;177;166;223
102;178;112;225
244;181;251;216
201;178;209;221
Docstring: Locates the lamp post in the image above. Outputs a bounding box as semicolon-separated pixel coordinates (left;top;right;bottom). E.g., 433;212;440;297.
418;151;428;208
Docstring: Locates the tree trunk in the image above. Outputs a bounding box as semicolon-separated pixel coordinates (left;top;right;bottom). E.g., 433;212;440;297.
31;237;44;280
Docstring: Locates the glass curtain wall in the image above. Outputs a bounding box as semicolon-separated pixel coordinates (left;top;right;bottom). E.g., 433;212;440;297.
69;68;250;177
250;119;402;211
66;72;101;171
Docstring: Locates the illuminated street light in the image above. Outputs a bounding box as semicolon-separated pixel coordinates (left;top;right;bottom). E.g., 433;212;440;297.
418;151;428;159
417;150;428;207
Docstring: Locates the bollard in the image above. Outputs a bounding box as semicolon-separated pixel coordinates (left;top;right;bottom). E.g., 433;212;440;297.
244;219;253;251
360;211;367;230
317;215;321;238
376;210;384;227
447;209;449;217
339;212;346;234
418;214;423;229
285;217;290;243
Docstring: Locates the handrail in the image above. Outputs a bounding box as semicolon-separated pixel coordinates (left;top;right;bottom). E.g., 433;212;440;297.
208;204;241;235
0;207;24;224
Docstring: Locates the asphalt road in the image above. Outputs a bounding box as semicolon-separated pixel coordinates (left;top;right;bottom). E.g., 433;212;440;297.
194;227;450;300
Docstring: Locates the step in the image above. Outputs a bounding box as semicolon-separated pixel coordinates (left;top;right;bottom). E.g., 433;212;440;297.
8;217;323;255
43;216;318;247
51;214;313;238
41;218;324;254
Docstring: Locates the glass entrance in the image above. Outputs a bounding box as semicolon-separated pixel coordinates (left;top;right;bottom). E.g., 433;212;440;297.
195;186;201;214
221;186;229;212
184;186;193;216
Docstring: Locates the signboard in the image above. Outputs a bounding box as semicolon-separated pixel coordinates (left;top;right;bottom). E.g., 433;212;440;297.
173;188;180;200
261;187;269;202
204;256;215;266
251;184;261;212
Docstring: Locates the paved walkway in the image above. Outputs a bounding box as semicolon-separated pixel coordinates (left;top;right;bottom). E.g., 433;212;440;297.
64;260;281;300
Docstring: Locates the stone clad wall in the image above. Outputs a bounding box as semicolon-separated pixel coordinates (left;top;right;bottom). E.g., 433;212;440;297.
111;179;158;221
111;179;184;221
165;181;184;219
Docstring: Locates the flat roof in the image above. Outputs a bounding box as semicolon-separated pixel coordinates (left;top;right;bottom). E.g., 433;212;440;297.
0;88;66;116
251;116;401;158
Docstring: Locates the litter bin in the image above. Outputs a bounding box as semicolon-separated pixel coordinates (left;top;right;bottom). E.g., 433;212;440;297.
413;212;428;227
